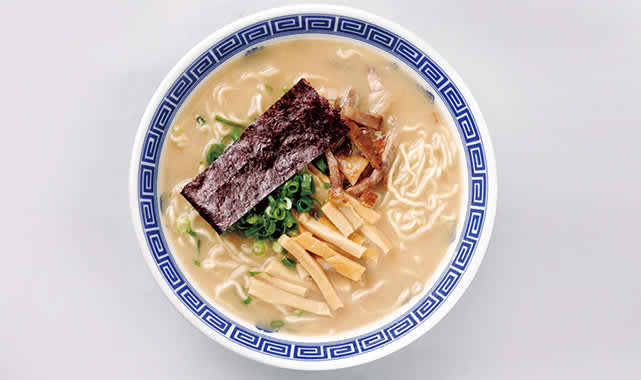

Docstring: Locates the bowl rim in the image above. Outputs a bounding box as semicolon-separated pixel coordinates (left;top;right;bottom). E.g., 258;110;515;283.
129;4;497;370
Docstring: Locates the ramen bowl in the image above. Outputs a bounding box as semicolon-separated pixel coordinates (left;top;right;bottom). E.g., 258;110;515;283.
129;4;496;370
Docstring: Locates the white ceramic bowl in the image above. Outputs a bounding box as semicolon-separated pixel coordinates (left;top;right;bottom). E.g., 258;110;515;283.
129;4;496;370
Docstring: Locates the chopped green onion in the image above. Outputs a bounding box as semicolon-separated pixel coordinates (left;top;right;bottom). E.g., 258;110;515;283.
312;156;329;174
171;124;182;133
195;115;206;125
281;257;297;268
246;214;260;225
271;207;286;221
221;135;234;146
175;215;190;233
194;260;201;267
301;173;314;196
294;309;304;317
284;180;299;196
286;228;298;237
270;320;285;329
296;197;314;213
206;143;225;165
284;212;297;229
252;240;266;255
186;227;197;237
323;183;331;189
215;115;246;129
280;197;293;210
264;84;274;91
249;271;262;277
230;127;243;141
242;296;252;305
272;241;283;254
282;87;289;94
197;239;201;252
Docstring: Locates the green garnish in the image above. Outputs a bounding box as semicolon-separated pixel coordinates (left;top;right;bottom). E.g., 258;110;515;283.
195;115;206;125
323;183;331;189
175;215;191;233
171;124;182;133
215;115;246;129
295;197;314;213
300;173;314;196
194;260;201;267
221;135;235;147
294;309;304;317
264;84;274;91
230;127;243;141
227;172;317;242
186;227;197;237
272;241;283;254
242;296;252;305
249;271;262;277
252;240;266;255
206;143;226;165
270;320;285;329
284;179;299;195
282;87;289;94
312;156;329;175
281;257;297;268
197;239;201;252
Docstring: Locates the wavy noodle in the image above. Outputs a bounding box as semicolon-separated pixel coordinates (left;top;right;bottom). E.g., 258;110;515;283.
169;133;189;148
336;48;363;60
240;65;280;81
247;93;264;118
215;265;248;300
351;279;385;302
381;123;460;245
284;314;322;324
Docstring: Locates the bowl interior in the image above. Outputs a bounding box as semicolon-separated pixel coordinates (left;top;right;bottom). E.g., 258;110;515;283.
130;6;494;370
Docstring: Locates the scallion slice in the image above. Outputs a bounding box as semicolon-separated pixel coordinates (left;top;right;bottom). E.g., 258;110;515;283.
195;115;206;125
221;135;234;146
175;215;190;233
296;197;314;213
252;240;266;255
284;180;299;196
270;320;285;329
312;156;329;175
215;115;246;129
301;173;314;196
281;257;297;268
230;127;243;141
242;296;252;305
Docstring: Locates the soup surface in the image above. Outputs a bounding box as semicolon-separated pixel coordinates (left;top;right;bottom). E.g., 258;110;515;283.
158;38;463;336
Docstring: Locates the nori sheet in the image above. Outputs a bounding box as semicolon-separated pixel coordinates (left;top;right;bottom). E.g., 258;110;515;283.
181;79;348;232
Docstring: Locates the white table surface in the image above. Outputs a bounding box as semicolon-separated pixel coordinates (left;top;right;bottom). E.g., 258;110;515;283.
2;0;640;378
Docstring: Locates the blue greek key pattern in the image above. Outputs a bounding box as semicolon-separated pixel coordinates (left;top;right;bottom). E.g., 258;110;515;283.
136;13;489;361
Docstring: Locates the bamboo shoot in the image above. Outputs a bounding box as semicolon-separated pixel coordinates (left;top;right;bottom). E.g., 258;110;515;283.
296;213;366;258
248;279;331;317
278;235;343;311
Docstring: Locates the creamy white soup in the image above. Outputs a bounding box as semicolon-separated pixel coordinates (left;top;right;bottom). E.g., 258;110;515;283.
158;38;463;336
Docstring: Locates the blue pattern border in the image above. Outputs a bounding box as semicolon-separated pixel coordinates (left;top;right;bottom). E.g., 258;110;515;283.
136;14;488;361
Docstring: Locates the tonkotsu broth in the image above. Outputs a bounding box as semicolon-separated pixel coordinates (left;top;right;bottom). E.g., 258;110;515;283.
158;38;463;335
